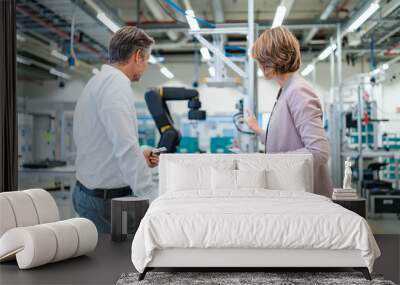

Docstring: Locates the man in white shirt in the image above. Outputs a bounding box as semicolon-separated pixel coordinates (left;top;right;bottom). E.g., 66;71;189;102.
72;26;158;233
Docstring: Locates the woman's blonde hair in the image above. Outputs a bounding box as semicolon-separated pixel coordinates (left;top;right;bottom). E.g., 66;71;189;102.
252;26;301;74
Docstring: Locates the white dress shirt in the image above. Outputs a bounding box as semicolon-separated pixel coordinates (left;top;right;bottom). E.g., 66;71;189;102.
73;64;155;198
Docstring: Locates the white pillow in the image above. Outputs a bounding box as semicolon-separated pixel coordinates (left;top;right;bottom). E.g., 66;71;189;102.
237;169;267;189
211;168;236;190
211;168;267;191
266;166;306;191
167;160;235;192
167;163;205;191
238;158;307;191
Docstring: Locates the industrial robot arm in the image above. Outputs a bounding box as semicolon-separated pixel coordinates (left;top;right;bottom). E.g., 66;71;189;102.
144;87;206;153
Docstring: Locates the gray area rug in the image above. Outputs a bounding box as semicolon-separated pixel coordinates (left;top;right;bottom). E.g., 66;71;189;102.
116;272;396;285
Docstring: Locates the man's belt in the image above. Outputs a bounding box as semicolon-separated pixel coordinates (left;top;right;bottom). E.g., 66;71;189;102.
77;181;132;199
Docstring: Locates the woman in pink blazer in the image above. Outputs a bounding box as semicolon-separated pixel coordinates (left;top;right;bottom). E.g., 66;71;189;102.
247;26;332;197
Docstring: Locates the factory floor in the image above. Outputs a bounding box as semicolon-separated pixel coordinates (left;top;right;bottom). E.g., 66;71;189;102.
368;216;400;235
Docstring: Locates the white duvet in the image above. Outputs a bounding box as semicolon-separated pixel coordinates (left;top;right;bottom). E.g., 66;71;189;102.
131;190;380;273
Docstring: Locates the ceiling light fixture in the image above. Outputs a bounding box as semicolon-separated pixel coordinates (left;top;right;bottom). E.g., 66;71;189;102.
148;55;157;64
208;66;216;77
200;47;211;61
16;56;32;66
371;63;390;76
16;34;26;42
346;1;380;33
51;50;68;62
382;63;389;70
301;64;315;76
272;5;287;28
318;44;337;61
160;66;174;79
49;68;71;80
97;12;120;33
185;10;200;31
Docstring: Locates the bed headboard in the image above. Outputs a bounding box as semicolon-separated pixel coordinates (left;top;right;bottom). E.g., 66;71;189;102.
158;153;314;195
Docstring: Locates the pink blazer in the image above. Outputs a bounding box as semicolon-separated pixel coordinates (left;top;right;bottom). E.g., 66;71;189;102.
264;73;333;197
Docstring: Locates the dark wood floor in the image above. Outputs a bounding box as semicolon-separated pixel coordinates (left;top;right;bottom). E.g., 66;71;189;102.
0;235;399;285
0;235;133;285
374;235;400;284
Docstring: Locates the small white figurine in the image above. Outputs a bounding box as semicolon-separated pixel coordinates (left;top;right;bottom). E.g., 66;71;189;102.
343;157;353;190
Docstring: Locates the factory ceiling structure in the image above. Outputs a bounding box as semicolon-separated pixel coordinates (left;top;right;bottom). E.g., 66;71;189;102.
15;0;400;81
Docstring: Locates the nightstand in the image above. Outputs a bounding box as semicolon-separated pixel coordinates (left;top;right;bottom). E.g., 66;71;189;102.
332;198;366;218
111;197;149;242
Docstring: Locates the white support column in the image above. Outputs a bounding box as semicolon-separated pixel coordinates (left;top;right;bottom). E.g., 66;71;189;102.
336;23;344;187
329;36;341;188
243;0;258;152
247;0;255;114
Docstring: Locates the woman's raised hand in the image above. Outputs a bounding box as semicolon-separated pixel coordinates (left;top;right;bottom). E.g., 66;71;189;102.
245;110;263;135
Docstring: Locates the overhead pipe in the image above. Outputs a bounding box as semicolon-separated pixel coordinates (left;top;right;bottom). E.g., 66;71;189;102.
376;26;400;46
145;0;180;41
358;0;400;37
350;0;400;58
302;0;341;45
83;0;125;27
16;4;105;59
17;33;100;79
133;20;338;34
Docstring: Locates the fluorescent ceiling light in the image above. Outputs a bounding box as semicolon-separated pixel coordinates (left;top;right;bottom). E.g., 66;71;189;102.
85;0;101;13
49;68;71;80
301;64;315;76
272;5;287;28
148;55;165;64
148;55;157;64
318;44;337;61
346;1;380;33
208;66;216;77
51;50;68;62
371;63;389;76
155;56;165;63
16;34;26;42
16;56;32;66
382;63;389;70
185;10;200;31
97;13;120;33
257;68;264;77
160;66;174;79
92;68;100;75
200;47;211;61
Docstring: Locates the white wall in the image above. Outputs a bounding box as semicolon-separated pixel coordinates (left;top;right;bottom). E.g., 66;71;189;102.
379;63;400;133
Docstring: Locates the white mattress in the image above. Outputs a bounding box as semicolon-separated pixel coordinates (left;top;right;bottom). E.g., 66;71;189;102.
131;190;380;273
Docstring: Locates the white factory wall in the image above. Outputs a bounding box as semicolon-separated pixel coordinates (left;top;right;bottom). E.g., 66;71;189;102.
379;63;400;133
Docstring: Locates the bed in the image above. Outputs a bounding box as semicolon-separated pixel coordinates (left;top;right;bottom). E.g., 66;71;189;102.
131;153;380;281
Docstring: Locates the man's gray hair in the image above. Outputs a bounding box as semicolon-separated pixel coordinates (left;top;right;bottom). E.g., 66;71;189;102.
108;26;155;64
